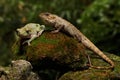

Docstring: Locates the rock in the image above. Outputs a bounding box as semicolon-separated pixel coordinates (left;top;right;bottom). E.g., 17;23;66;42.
23;32;88;70
27;72;41;80
0;60;41;80
11;31;120;80
58;53;120;80
12;31;89;80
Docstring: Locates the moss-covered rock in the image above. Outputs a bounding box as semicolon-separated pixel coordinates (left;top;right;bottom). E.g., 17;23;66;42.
12;31;120;80
14;32;88;70
0;60;40;80
27;32;88;69
58;53;120;80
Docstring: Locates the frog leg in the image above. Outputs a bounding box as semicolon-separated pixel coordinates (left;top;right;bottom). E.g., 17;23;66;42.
22;35;37;46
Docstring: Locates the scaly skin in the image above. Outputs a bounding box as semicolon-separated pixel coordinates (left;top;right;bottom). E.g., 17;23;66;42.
39;12;115;69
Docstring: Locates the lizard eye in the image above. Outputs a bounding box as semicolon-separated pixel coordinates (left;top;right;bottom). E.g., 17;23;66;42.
44;13;50;16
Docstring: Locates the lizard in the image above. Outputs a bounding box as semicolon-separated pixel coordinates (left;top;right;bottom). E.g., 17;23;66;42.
39;12;115;69
16;23;45;45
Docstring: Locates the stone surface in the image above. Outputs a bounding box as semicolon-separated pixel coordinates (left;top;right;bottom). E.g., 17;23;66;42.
0;60;41;80
23;32;88;70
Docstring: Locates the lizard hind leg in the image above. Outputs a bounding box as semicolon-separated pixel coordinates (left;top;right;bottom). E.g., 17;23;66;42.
83;53;93;68
86;55;114;70
73;34;82;42
86;54;92;67
83;53;109;69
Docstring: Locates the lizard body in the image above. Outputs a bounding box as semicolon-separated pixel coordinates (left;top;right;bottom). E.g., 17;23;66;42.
39;12;114;69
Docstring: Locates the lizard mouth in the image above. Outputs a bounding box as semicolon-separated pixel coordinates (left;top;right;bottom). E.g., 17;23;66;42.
39;13;46;19
39;16;49;25
39;12;50;17
39;12;51;22
39;12;55;26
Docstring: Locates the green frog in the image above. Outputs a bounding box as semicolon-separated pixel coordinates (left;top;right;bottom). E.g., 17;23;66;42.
17;23;45;45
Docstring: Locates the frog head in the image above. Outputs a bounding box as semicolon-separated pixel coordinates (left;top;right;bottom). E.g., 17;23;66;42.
17;28;30;38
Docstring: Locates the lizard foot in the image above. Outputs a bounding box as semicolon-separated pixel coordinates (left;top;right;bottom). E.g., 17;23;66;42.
51;30;59;33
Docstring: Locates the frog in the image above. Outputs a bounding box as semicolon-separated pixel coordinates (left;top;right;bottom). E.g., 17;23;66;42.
17;23;45;45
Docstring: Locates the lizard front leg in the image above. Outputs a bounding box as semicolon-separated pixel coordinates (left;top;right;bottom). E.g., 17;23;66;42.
51;23;64;33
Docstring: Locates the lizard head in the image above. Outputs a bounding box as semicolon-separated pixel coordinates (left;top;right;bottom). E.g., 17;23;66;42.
39;12;56;25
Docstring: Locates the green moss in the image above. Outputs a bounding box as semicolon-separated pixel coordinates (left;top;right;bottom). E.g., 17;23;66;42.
11;40;20;55
59;52;120;80
32;35;59;46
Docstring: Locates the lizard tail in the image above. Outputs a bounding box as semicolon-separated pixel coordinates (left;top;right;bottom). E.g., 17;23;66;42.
90;65;114;69
87;52;114;69
90;54;114;69
89;58;114;69
80;35;115;69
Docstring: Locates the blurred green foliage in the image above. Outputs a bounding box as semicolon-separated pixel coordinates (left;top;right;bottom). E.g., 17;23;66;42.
0;0;119;66
79;0;120;53
0;0;93;28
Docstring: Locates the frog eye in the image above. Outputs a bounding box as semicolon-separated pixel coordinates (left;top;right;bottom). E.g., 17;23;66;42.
26;30;30;33
36;24;39;27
